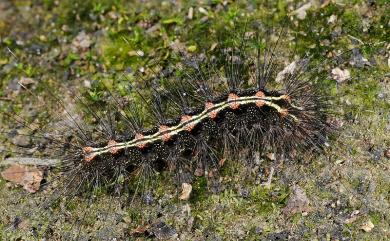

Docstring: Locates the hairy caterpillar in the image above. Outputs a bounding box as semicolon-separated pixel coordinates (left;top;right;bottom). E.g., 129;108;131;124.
1;23;352;240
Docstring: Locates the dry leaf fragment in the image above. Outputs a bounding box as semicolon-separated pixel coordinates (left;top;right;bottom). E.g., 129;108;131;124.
187;7;193;20
385;148;390;159
179;183;192;200
72;31;92;52
331;67;351;83
275;61;298;83
219;158;226;167
328;14;337;24
360;220;374;232
19;77;36;86
266;153;276;161
293;2;312;20
198;7;208;15
131;224;150;235
1;164;43;193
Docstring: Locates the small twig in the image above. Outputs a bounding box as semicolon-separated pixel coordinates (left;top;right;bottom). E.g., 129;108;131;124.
347;35;364;45
0;157;60;167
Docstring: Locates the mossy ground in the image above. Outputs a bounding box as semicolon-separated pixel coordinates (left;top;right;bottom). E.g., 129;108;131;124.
0;0;389;240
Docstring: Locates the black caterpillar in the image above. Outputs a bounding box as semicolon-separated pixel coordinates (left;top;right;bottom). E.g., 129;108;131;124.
47;35;330;199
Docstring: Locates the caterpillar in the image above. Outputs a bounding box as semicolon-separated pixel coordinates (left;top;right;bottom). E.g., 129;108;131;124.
1;20;369;240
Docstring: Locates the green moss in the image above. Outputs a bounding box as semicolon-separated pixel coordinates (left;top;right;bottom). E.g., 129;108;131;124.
340;9;362;37
0;178;5;189
251;185;289;215
191;177;208;203
341;76;385;117
55;0;123;26
369;212;383;225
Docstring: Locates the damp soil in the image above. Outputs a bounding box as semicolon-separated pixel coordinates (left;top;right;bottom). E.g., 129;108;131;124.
0;0;389;240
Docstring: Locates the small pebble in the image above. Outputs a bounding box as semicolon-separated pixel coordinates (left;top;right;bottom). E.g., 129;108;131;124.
238;188;249;198
372;149;382;161
11;134;31;147
150;222;177;240
143;192;154;205
255;226;263;234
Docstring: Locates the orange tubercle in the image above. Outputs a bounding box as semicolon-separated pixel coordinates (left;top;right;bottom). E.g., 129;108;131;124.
279;108;289;117
83;146;93;153
84;153;97;163
107;140;119;154
181;115;195;132
228;93;240;109
281;94;291;102
83;146;96;162
159;125;171;142
255;91;266;107
135;133;146;149
205;102;218;119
